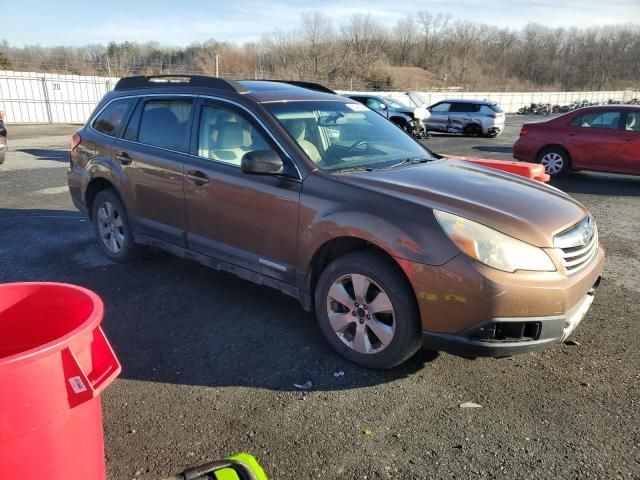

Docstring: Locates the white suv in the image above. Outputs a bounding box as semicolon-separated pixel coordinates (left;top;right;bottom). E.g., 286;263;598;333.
425;99;505;137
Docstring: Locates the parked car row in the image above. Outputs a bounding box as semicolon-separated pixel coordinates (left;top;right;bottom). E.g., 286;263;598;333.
346;93;506;139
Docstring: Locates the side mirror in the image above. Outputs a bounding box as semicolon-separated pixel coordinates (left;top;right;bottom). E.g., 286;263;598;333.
241;149;284;175
378;103;387;110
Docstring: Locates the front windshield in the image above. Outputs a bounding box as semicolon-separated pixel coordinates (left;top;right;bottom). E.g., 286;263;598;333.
266;101;434;173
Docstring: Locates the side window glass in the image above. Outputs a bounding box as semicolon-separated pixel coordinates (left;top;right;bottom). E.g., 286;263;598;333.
197;105;276;166
430;103;450;113
570;111;620;129
137;99;193;152
92;98;135;137
624;112;640;132
366;98;382;109
449;103;472;113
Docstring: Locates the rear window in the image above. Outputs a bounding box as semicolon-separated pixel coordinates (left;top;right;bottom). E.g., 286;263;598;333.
92;98;135;137
489;103;503;113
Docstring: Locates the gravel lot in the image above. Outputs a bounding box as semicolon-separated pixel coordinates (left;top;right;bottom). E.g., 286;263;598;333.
1;116;638;479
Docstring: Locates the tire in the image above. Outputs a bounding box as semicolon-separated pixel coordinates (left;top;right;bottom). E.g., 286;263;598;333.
314;250;422;369
91;189;143;263
463;124;482;136
536;147;570;178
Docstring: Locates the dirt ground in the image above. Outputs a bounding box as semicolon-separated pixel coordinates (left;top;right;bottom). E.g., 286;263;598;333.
1;117;638;479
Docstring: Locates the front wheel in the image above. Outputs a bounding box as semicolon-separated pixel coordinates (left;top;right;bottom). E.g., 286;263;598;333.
314;251;422;369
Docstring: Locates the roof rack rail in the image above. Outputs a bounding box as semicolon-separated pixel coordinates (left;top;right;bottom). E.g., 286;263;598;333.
259;80;336;94
114;75;248;93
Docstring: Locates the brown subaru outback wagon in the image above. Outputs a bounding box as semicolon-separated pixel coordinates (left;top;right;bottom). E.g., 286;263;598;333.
68;76;604;368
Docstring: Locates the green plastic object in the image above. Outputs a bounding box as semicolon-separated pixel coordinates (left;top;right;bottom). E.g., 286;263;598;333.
214;453;268;480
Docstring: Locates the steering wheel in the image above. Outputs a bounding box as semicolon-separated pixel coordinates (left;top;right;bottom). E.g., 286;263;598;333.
345;140;370;157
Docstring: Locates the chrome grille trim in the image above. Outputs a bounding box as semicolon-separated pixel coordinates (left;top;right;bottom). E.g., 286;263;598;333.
555;217;598;274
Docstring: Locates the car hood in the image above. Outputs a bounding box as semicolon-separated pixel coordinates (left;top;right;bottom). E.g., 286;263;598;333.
336;160;588;248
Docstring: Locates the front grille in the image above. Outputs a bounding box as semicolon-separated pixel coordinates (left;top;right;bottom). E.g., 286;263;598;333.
555;217;598;274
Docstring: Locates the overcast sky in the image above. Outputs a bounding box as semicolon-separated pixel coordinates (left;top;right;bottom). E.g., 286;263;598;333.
4;0;640;46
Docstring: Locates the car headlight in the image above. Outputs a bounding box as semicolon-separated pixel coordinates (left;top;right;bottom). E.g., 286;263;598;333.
434;210;556;272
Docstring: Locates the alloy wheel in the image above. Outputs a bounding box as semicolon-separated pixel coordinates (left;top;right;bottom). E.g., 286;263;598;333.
326;273;396;354
97;201;125;254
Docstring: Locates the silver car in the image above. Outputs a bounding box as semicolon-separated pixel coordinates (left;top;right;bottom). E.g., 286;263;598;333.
425;99;505;137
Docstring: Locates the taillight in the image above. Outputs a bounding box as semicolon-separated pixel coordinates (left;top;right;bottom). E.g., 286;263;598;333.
71;132;81;150
520;126;528;137
70;132;82;164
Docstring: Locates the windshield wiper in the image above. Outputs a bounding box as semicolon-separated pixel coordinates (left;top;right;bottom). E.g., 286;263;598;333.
384;157;433;170
332;166;375;174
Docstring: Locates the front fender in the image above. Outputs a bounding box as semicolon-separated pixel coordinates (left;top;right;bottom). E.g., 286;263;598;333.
296;174;460;272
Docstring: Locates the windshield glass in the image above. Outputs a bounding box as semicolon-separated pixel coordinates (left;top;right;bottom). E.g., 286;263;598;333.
265;101;434;173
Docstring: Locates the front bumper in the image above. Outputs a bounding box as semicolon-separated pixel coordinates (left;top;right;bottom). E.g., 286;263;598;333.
400;243;604;358
422;283;599;357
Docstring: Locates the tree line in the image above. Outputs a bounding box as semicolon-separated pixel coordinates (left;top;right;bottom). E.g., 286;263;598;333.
1;12;638;91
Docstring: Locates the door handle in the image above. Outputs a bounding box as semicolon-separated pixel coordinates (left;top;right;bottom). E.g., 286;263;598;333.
187;170;211;186
567;133;576;137
116;151;132;165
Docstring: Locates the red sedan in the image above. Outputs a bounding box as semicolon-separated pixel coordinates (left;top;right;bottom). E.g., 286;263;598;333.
514;105;640;178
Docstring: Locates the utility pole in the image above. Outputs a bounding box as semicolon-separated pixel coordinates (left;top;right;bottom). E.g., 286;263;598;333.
215;53;219;77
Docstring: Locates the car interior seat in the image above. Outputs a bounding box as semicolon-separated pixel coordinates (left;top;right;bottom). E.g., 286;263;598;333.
284;119;322;163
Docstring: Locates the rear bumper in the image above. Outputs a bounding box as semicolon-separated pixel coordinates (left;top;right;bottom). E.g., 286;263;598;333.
485;125;504;136
422;279;600;358
513;137;538;163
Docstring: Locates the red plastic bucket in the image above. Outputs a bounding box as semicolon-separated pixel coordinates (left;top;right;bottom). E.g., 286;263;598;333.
0;282;120;480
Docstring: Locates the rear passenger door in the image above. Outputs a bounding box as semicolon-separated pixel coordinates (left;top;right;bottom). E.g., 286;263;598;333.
117;97;195;246
183;98;301;283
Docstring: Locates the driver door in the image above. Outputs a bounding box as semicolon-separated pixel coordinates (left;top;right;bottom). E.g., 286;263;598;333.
183;98;302;283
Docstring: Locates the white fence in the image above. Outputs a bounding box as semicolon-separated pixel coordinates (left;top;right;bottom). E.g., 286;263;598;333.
0;69;638;123
0;70;118;124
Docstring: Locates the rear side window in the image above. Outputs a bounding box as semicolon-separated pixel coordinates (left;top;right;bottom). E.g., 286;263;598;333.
92;98;135;137
136;100;193;152
624;111;640;132
449;103;474;113
569;111;621;129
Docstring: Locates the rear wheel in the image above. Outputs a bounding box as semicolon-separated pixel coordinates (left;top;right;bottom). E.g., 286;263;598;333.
537;147;569;178
463;123;482;136
314;251;422;369
91;189;143;263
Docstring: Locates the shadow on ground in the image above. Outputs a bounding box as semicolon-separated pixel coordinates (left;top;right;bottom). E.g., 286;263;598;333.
552;172;640;197
0;208;438;393
474;145;514;154
17;148;70;161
